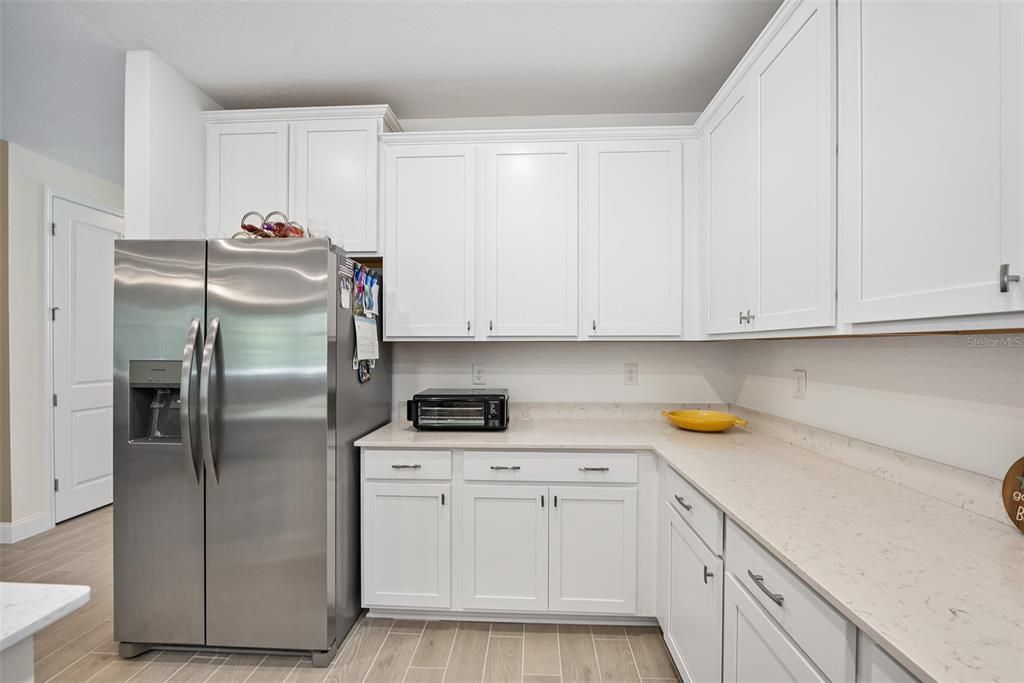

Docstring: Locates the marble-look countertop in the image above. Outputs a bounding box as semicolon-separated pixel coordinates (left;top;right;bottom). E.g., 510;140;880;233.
1;582;91;650
357;419;1024;683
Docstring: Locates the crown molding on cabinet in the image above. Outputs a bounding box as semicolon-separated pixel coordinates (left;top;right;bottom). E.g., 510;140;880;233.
380;125;698;145
203;104;402;132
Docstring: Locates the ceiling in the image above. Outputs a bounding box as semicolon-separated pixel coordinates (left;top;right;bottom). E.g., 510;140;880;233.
70;0;781;119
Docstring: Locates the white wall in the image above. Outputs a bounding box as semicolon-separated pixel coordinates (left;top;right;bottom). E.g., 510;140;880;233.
727;335;1024;480
124;51;221;239
392;341;736;416
6;144;122;525
1;2;125;183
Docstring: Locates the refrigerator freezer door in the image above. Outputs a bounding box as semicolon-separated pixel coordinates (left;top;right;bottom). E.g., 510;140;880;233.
113;240;207;646
204;238;332;650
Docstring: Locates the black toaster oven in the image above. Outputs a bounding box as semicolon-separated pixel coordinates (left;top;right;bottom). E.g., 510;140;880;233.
406;388;509;431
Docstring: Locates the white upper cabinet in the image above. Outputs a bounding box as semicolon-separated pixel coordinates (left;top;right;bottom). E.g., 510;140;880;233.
755;0;835;331
584;140;683;336
485;143;579;337
706;0;835;335
290;119;379;252
384;144;477;338
839;0;1024;323
206;122;289;237
707;88;758;334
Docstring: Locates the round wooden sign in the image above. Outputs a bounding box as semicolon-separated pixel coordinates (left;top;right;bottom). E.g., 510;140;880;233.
1003;456;1024;534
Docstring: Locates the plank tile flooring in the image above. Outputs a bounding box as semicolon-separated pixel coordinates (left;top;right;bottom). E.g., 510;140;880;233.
1;507;681;683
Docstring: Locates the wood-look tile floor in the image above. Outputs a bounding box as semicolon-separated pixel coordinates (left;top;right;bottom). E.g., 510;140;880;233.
1;507;681;683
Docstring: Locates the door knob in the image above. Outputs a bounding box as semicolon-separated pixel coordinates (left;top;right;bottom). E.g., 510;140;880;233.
1000;264;1020;293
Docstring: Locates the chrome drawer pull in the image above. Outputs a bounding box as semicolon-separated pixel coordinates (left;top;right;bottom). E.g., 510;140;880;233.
703;566;714;584
391;464;422;469
579;466;610;472
490;465;521;471
674;494;693;511
747;570;784;606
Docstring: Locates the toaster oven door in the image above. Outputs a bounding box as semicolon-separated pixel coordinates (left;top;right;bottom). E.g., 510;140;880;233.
416;400;486;428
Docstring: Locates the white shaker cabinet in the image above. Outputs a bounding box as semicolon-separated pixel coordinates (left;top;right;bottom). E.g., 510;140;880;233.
662;504;723;683
383;144;477;338
362;482;451;609
584;140;683;336
548;486;637;614
290;119;379;252
856;632;919;683
839;0;1024;323
484;143;578;336
461;484;549;611
206;121;289;237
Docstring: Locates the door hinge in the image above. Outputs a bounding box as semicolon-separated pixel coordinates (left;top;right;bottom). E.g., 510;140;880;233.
54;478;59;492
52;393;58;407
51;222;57;236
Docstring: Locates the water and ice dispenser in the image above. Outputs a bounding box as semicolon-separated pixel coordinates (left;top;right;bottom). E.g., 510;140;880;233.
128;360;183;443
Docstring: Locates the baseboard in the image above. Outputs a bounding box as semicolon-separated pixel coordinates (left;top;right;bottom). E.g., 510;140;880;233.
0;511;52;544
365;608;660;627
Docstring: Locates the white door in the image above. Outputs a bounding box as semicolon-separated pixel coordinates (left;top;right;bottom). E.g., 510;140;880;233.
664;505;723;683
462;484;548;611
384;144;476;338
856;632;918;683
707;86;758;334
548;486;637;614
291;119;379;252
51;197;123;522
838;0;1024;322
755;0;836;332
584;140;683;336
723;573;826;683
485;143;578;337
362;482;451;608
206;121;289;237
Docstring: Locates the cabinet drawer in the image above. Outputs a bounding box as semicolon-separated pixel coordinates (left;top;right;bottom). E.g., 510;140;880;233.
363;449;452;480
661;467;723;556
727;520;855;682
463;450;637;483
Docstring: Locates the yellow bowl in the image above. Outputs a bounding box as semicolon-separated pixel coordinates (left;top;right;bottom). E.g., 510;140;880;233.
661;410;748;433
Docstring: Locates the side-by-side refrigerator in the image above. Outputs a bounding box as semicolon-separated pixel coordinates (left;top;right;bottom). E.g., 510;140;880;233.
112;238;390;665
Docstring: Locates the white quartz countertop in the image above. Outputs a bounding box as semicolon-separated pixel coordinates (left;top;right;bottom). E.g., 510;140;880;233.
1;582;91;651
357;419;1024;683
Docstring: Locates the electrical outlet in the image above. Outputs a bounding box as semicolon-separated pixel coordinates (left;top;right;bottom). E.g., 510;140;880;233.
623;363;638;386
472;364;486;386
793;369;807;399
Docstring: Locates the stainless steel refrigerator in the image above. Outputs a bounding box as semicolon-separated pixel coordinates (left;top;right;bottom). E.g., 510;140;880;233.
112;238;390;666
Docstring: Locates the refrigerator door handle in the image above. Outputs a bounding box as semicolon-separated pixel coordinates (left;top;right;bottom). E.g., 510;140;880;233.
199;317;221;483
179;318;202;485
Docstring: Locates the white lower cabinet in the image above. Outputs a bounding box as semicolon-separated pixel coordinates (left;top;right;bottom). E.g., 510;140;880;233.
856;632;918;683
461;484;549;611
723;572;826;682
549;486;637;614
663;504;723;683
362;482;451;609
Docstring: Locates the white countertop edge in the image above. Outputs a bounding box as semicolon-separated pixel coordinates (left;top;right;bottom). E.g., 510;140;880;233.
0;583;91;651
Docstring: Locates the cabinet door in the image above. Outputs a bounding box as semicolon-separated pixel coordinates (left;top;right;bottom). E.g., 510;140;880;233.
384;144;476;337
839;0;1024;322
663;506;723;683
549;486;636;614
485;143;578;336
707;87;758;334
755;0;836;331
462;484;548;611
291;119;379;252
362;482;451;609
856;632;919;683
206;122;289;237
584;140;683;336
723;573;826;683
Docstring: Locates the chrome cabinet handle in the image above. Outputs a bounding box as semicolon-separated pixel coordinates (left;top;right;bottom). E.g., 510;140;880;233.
592;320;596;332
490;465;521;471
1000;264;1020;292
739;310;745;325
467;320;471;332
199;317;221;484
703;566;714;584
391;464;422;469
579;466;610;472
489;320;493;332
179;318;202;486
748;570;784;606
746;309;755;323
674;494;693;511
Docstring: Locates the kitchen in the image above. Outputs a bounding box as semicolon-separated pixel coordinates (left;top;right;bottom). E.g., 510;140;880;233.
0;1;1022;682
